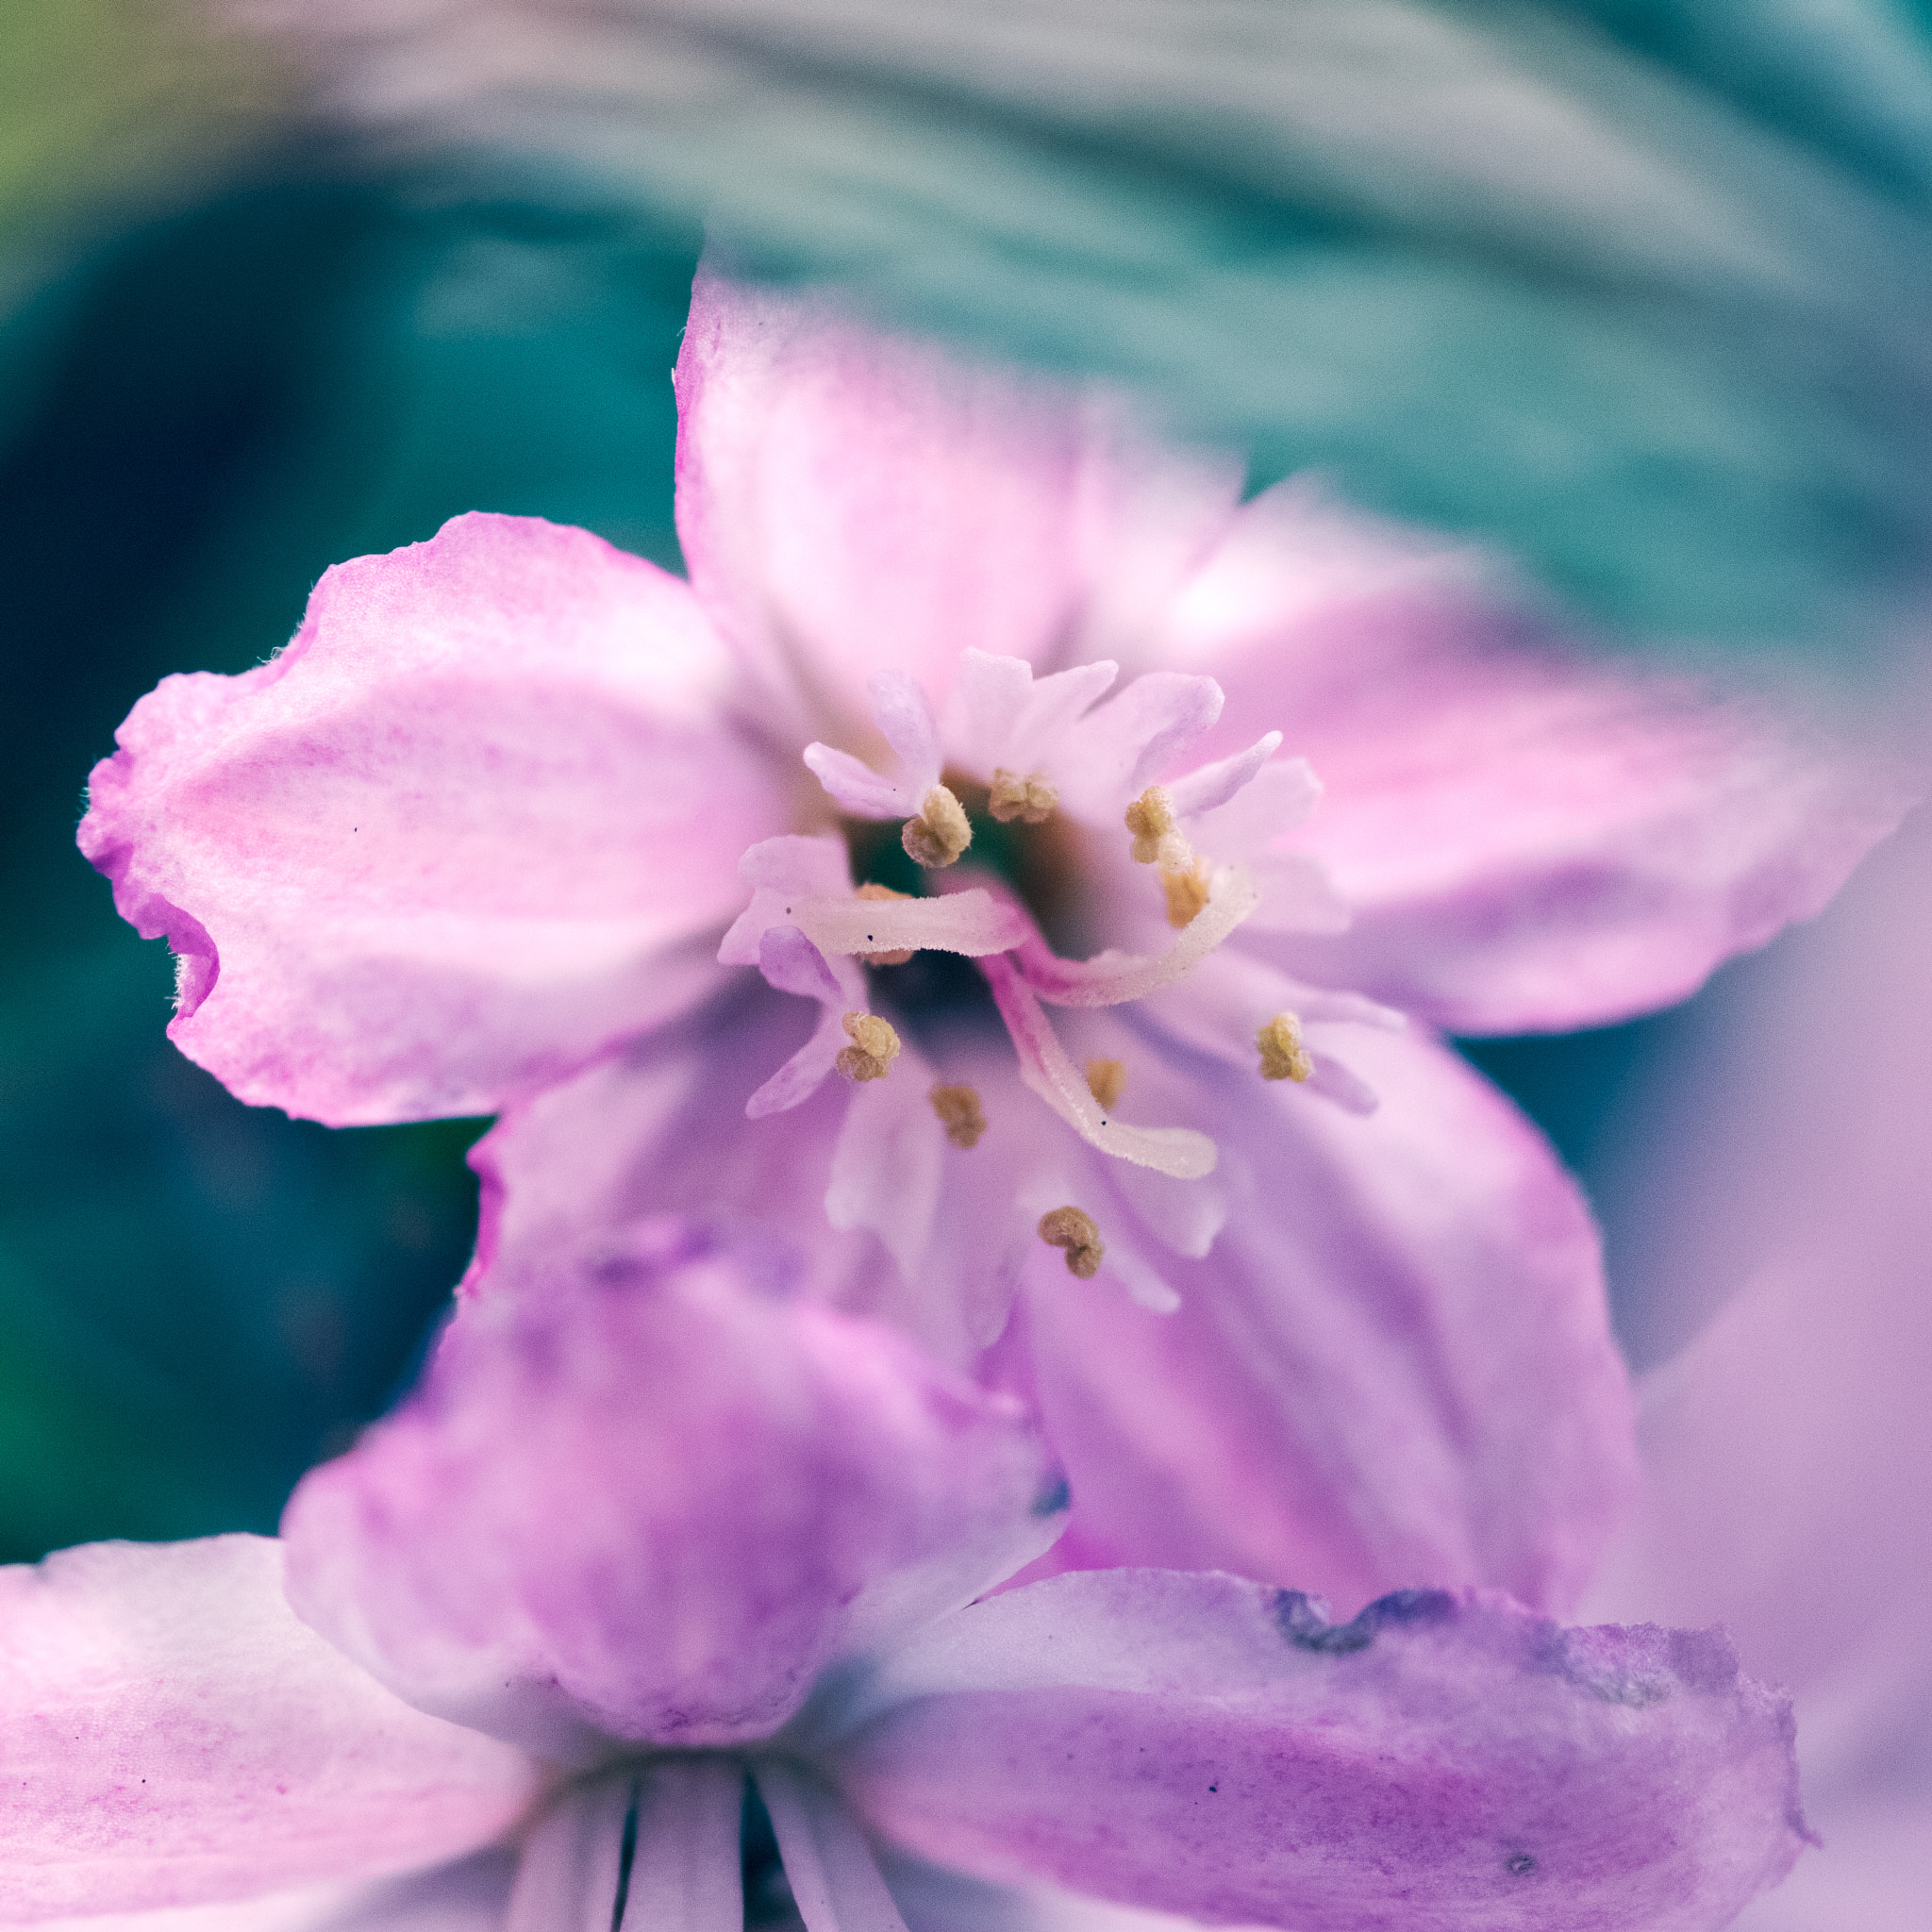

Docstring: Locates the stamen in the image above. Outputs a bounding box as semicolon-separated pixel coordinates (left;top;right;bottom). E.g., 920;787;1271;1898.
855;883;916;964
1085;1058;1126;1108
989;767;1058;824
901;784;973;868
929;1083;987;1148
1039;1205;1105;1279
1124;785;1175;863
1161;857;1213;929
836;1011;901;1082
1257;1011;1314;1083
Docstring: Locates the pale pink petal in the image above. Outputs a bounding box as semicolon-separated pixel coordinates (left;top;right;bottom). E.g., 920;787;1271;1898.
1008;868;1260;1007
824;1044;945;1285
744;930;865;1119
1158;481;1918;1032
941;655;1121;784
831;1574;1807;1932
720;837;857;968
1583;808;1932;1926
0;1538;540;1923
981;956;1216;1180
800;743;913;820
462;989;865;1310
1009;1024;1633;1617
1162;732;1284;820
1047;673;1224;823
672;276;1237;745
78;513;783;1124
281;1228;1061;1762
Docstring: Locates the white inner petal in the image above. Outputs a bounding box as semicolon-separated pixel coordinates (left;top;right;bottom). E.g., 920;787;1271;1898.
506;1774;635;1932
621;1759;746;1932
755;1759;913;1932
982;954;1216;1180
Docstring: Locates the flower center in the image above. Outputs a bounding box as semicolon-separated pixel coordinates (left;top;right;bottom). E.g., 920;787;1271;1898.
841;770;1091;956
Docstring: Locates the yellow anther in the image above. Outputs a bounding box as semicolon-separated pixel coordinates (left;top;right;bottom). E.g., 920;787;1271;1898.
990;768;1058;824
901;785;973;868
1085;1058;1126;1108
1038;1205;1105;1279
1124;786;1176;864
929;1083;987;1149
1161;858;1213;929
1257;1011;1313;1083
855;882;916;965
836;1010;902;1083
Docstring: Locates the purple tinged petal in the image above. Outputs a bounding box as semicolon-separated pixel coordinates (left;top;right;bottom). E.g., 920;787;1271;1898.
1159;481;1919;1032
280;1232;1060;1761
77;513;785;1124
1013;1024;1634;1617
622;1761;744;1932
503;1780;631;1932
0;1537;540;1922
758;927;846;1006
831;1573;1807;1932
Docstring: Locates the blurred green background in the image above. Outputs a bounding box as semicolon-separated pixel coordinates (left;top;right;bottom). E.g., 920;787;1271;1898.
4;0;1928;1557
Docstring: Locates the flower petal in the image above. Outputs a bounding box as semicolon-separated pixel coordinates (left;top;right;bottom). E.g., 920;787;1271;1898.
830;1574;1807;1932
1010;1024;1633;1616
78;513;783;1124
1160;480;1918;1031
754;1761;910;1932
0;1537;539;1922
981;955;1217;1180
281;1226;1062;1761
624;1760;744;1932
672;275;1239;743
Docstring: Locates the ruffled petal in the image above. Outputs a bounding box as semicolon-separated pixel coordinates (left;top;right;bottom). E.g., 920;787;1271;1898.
1010;1024;1634;1617
78;513;782;1124
830;1574;1807;1932
281;1226;1062;1763
1158;480;1919;1031
0;1538;539;1922
672;275;1239;744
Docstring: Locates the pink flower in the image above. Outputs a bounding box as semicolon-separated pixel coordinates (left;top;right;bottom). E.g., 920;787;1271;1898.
1582;805;1932;1925
77;274;1910;1620
2;1224;1809;1932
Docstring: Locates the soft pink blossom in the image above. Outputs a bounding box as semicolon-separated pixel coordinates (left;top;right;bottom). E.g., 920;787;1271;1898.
3;1224;1809;1932
1583;806;1932;1928
78;273;1912;1619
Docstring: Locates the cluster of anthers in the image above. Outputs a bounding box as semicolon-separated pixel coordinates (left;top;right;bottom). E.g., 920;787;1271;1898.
720;649;1353;1291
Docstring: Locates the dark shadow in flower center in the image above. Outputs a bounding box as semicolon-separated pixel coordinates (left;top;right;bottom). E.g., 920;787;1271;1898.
843;774;1092;1041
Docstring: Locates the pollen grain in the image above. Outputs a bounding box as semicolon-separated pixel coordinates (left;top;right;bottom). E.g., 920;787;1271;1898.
1257;1011;1313;1083
1038;1205;1105;1279
1085;1058;1126;1108
1161;858;1213;929
929;1083;988;1149
902;784;973;868
836;1011;902;1083
990;768;1058;824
